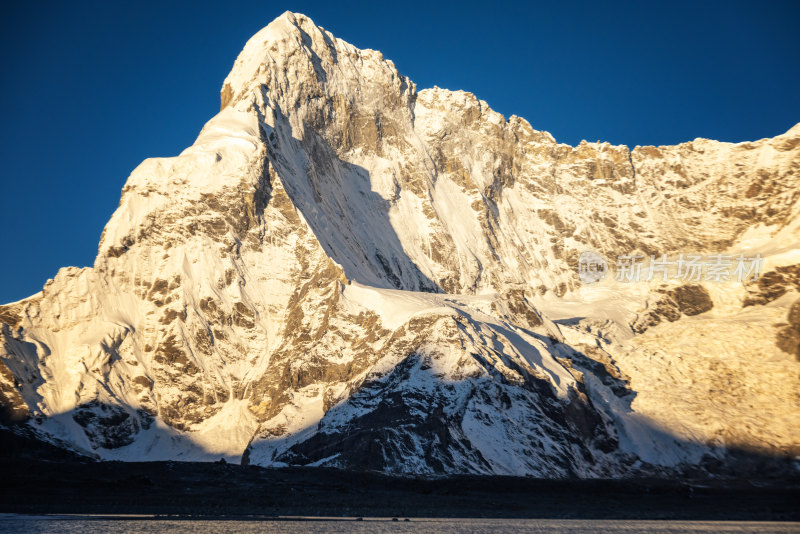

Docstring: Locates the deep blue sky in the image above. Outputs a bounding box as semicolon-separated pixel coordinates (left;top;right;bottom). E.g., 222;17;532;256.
1;1;798;304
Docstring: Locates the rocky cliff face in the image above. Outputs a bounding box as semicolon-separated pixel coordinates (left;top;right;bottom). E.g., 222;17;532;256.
1;12;798;477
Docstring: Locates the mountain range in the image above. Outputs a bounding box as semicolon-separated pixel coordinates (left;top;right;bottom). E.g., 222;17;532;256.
1;11;798;478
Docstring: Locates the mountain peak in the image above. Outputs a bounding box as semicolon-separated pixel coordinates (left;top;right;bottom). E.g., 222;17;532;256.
220;11;399;112
263;10;321;40
220;11;335;111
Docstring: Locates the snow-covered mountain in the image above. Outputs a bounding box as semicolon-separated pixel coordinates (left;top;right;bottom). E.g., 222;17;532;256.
1;11;799;477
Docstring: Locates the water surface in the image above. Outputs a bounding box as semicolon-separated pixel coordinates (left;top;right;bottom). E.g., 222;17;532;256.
1;517;798;533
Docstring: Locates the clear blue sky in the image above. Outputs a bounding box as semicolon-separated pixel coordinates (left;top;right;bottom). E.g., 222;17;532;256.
1;1;798;304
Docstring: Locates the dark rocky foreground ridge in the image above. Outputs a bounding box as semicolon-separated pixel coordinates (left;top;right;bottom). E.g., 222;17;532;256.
1;428;799;520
